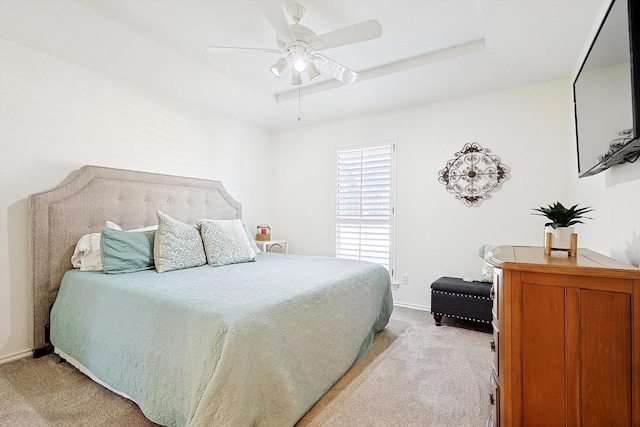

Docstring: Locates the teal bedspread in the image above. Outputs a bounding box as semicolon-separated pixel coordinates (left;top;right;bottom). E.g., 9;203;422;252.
51;253;393;427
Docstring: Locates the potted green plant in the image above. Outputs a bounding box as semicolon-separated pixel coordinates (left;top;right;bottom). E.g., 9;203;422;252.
532;202;594;249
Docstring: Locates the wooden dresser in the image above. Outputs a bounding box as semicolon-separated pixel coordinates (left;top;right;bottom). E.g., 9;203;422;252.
486;245;640;427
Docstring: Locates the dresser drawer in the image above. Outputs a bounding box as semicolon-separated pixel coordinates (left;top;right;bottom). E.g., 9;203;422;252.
491;324;499;377
491;271;500;319
490;370;500;427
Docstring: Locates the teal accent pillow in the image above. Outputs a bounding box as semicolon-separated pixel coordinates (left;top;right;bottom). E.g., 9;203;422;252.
100;227;156;274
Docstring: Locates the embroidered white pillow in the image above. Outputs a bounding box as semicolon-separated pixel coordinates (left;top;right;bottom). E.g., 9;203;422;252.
198;219;256;267
154;211;206;273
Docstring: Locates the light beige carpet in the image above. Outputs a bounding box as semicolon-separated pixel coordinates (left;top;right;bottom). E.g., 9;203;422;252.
0;307;492;427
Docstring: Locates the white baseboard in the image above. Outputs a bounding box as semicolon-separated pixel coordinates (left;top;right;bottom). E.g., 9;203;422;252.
0;349;32;365
393;301;430;312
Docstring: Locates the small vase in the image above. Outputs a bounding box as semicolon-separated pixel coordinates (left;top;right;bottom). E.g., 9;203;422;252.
545;226;575;249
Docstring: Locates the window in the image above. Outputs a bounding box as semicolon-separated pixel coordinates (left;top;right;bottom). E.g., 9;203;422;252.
335;140;396;277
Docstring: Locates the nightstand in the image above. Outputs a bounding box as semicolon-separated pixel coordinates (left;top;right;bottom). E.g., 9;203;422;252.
255;239;288;253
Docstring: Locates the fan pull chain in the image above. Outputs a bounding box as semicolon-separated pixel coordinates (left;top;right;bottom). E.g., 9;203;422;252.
297;83;302;121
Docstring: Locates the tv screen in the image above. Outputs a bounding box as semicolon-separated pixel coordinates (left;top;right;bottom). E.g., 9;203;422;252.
573;0;640;177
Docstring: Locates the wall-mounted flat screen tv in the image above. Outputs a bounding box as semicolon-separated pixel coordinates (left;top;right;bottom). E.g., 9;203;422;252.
573;0;640;177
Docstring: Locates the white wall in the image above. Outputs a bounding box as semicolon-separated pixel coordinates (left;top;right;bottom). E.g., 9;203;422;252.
271;79;591;309
0;40;273;362
568;160;640;266
3;37;639;363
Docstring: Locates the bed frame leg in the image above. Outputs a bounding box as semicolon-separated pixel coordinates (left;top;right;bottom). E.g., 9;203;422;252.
32;345;53;358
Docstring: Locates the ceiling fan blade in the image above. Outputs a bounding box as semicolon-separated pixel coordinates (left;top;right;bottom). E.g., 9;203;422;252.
206;46;281;55
312;19;382;51
313;55;359;85
257;1;296;47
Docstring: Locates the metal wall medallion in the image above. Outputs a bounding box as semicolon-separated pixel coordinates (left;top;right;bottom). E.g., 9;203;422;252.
438;142;511;207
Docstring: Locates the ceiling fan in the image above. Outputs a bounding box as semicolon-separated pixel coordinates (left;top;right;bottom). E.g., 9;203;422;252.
206;2;382;86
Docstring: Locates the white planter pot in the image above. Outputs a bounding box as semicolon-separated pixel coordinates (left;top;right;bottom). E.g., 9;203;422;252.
545;226;575;249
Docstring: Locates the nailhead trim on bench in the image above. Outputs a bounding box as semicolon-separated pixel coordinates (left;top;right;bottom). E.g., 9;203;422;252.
431;289;491;300
430;311;491;324
430;288;492;324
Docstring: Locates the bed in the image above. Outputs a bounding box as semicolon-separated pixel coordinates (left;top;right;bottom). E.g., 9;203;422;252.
29;165;393;427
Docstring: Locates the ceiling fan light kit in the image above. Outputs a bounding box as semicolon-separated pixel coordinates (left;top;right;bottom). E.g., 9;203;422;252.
207;2;382;86
291;70;302;85
293;60;306;72
290;46;308;73
306;61;321;81
270;57;288;77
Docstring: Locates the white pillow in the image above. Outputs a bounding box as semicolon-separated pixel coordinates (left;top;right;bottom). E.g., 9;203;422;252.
71;232;103;271
198;219;256;267
71;221;158;271
105;221;121;231
475;244;496;283
107;221;158;232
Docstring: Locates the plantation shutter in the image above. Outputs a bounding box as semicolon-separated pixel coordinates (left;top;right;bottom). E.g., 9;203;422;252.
336;141;395;274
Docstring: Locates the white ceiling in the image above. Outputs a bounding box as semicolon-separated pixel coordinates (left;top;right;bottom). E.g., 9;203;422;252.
0;0;607;131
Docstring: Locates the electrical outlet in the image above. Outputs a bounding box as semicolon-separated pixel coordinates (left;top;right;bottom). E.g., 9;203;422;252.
402;275;409;285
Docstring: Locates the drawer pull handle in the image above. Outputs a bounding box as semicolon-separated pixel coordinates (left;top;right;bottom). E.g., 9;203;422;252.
490;339;496;352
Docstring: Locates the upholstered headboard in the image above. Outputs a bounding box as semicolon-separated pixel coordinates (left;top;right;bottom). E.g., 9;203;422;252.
28;165;242;355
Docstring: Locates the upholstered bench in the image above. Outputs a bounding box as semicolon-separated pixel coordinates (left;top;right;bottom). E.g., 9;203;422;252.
430;276;493;326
